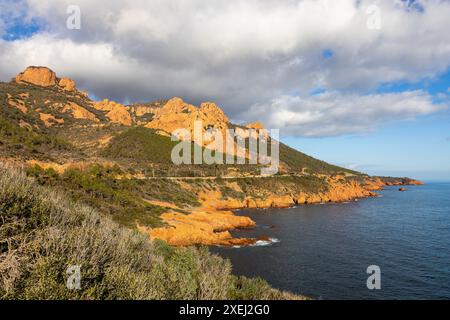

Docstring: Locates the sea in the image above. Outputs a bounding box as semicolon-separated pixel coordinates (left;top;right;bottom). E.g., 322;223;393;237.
211;183;450;299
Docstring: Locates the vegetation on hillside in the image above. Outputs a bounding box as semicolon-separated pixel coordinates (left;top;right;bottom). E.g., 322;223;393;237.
235;175;330;197
102;126;263;177
102;127;180;163
0;81;105;127
0;115;71;157
279;143;359;175
25;164;200;228
0;164;302;300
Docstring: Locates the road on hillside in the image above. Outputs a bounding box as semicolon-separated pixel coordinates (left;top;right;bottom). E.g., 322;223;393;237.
134;173;308;180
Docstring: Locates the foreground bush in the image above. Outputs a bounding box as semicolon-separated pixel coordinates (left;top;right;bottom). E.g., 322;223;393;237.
0;164;303;300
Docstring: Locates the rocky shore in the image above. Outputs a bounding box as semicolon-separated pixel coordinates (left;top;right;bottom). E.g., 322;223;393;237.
143;176;424;247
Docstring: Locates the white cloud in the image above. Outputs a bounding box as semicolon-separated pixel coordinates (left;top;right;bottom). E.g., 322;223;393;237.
0;0;449;136
243;90;447;136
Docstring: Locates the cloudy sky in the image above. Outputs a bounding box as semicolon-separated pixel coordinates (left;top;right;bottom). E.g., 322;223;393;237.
1;0;449;179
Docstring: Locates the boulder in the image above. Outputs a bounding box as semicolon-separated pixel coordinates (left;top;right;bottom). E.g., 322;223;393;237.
58;77;76;91
15;66;57;87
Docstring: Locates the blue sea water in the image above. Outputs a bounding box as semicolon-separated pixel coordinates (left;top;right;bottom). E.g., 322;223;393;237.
211;183;450;300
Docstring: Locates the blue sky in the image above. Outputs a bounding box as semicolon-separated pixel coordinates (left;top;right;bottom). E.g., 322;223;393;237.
283;67;450;181
2;19;41;41
1;0;449;181
283;111;450;181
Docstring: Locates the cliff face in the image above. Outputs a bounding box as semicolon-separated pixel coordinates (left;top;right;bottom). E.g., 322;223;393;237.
246;121;265;130
364;176;424;191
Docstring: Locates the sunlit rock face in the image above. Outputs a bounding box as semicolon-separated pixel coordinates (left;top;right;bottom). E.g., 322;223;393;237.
15;66;57;87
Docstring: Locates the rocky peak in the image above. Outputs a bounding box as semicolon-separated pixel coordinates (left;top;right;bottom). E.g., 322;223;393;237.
158;97;197;114
15;66;57;87
246;121;265;130
145;97;232;147
199;102;229;127
147;98;229;132
14;66;77;92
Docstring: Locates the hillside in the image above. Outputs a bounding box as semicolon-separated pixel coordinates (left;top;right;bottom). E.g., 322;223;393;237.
0;164;302;300
0;66;423;248
0;66;356;175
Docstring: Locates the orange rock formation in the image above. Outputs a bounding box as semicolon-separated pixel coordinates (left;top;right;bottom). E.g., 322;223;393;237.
139;193;256;246
62;102;99;122
58;77;76;91
15;66;57;87
146;97;229;143
93;99;133;126
14;66;78;92
39;113;64;127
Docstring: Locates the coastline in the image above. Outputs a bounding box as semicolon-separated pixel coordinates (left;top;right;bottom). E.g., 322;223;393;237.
142;176;424;247
5;158;423;248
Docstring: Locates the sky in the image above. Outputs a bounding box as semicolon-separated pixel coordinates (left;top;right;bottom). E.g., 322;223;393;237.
0;0;449;180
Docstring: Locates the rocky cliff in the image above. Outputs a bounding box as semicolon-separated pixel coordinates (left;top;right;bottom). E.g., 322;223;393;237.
142;175;421;246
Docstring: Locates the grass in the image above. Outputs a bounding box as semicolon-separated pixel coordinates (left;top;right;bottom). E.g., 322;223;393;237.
102;128;361;178
0;164;304;300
